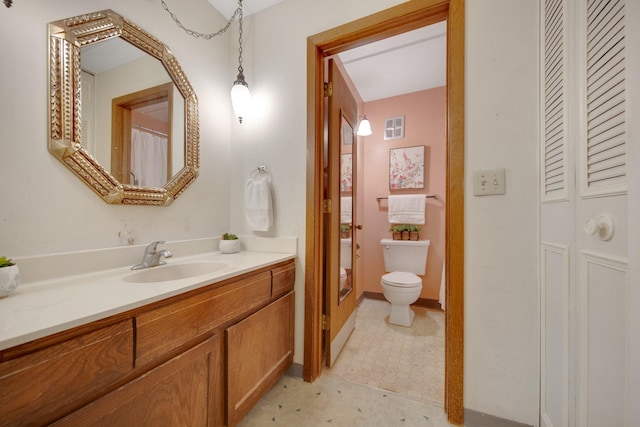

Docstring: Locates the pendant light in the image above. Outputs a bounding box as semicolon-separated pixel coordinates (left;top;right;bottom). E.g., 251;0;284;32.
231;0;250;123
161;0;250;123
357;115;372;136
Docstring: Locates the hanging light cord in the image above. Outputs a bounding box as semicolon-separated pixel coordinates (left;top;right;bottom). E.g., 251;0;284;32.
161;0;242;40
237;1;244;75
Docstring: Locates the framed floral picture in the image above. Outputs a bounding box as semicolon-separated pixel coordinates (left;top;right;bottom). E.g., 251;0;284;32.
340;153;353;192
389;145;425;189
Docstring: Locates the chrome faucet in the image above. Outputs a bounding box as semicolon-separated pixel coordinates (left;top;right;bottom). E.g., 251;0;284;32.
131;241;173;270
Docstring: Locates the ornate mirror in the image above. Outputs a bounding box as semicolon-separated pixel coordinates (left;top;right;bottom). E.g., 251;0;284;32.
48;10;199;205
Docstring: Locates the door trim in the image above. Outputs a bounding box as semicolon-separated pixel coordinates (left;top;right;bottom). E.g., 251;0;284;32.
304;0;465;425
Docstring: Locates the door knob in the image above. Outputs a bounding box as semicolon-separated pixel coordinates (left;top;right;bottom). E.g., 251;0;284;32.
355;224;363;230
584;214;614;241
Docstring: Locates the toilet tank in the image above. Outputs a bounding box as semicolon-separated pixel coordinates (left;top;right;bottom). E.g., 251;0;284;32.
380;239;430;275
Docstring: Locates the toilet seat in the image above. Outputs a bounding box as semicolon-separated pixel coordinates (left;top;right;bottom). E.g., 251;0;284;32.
381;271;421;288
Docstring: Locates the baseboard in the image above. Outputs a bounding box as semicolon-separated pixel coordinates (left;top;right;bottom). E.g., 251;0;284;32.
464;409;533;427
362;291;443;310
285;362;304;379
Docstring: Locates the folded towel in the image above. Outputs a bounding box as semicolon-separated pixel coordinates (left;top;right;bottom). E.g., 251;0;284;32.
245;175;273;231
340;196;352;224
388;194;425;224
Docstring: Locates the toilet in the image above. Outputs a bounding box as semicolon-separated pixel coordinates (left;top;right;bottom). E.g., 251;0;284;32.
340;238;352;291
339;267;347;290
380;238;430;327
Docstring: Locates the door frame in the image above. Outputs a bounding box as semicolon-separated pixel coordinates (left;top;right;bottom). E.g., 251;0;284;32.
304;0;465;424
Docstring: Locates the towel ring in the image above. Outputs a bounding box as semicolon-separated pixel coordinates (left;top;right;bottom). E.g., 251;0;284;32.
249;165;271;181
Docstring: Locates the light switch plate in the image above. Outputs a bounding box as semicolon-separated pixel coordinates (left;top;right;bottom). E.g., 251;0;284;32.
473;168;506;196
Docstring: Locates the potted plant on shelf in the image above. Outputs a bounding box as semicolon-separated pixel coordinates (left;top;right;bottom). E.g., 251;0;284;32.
408;224;421;241
340;224;352;239
219;233;240;254
0;256;20;298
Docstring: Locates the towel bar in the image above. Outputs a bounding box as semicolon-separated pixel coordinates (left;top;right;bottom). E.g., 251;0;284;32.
376;194;438;201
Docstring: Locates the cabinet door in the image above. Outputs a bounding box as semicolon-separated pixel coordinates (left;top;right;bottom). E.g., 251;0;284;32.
226;292;294;426
54;334;222;427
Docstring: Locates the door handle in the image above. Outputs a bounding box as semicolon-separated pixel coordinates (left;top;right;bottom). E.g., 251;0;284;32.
355;224;363;230
584;214;614;241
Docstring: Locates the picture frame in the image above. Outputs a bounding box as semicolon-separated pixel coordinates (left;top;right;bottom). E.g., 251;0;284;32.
389;145;425;189
340;153;353;192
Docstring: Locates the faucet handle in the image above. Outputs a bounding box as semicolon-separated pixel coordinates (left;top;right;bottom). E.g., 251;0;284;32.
146;240;166;253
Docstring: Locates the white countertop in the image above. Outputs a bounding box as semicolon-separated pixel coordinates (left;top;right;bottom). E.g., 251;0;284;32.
0;249;296;351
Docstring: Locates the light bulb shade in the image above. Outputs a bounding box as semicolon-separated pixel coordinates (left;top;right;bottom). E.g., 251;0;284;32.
357;117;372;136
231;74;250;123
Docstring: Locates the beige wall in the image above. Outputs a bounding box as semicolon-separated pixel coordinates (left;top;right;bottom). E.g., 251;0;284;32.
0;0;232;255
361;87;446;301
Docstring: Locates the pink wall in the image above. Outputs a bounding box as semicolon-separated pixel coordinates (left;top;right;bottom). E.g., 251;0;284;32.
358;87;446;301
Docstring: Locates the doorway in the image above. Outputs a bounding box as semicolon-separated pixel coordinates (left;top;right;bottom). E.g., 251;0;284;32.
304;0;465;425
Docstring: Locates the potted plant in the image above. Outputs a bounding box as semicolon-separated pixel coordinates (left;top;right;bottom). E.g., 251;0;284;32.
219;233;240;254
0;256;20;298
340;224;352;239
389;224;407;240
408;224;421;241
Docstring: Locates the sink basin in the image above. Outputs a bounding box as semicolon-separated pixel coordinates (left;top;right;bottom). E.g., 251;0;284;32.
122;261;228;283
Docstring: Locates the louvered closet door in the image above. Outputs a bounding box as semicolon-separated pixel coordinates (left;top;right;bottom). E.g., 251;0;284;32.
540;0;634;426
575;1;629;426
540;1;571;426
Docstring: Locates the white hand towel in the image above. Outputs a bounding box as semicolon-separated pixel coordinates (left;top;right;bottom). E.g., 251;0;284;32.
245;175;273;231
388;194;425;224
340;196;352;223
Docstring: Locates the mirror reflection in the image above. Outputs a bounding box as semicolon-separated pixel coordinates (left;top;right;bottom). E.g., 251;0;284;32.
80;38;185;187
48;9;198;205
339;115;355;303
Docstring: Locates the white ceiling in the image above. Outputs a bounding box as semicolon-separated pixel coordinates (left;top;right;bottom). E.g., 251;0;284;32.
338;22;446;102
207;0;447;103
207;0;283;19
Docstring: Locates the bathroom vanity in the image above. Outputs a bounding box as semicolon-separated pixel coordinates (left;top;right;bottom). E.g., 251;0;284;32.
0;253;295;427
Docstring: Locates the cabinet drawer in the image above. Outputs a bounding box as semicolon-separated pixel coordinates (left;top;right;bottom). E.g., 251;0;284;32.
54;334;222;427
0;320;134;427
271;262;295;298
136;271;272;366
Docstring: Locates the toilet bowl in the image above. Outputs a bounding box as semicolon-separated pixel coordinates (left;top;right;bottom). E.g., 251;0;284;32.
381;271;423;326
339;267;347;291
380;239;430;327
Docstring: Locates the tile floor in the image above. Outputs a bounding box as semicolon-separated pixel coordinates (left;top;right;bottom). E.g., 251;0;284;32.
327;298;445;404
238;298;452;426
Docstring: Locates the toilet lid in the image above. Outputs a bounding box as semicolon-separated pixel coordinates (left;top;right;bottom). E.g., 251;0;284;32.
382;271;421;287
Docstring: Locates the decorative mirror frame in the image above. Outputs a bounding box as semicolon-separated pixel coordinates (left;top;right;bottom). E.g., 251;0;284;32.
48;10;199;206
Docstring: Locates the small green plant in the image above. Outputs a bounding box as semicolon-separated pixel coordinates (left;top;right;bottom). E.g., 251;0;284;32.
340;224;351;232
222;233;238;240
407;224;422;232
0;256;15;268
389;224;409;233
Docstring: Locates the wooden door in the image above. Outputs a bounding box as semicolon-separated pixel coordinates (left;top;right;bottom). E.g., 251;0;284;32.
324;58;358;367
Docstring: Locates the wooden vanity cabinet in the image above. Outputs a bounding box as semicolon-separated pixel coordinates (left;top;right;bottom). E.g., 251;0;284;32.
54;334;222;427
0;259;295;427
0;320;134;427
226;292;295;426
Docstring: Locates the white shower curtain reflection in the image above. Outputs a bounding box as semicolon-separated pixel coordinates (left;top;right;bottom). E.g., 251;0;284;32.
131;128;168;187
